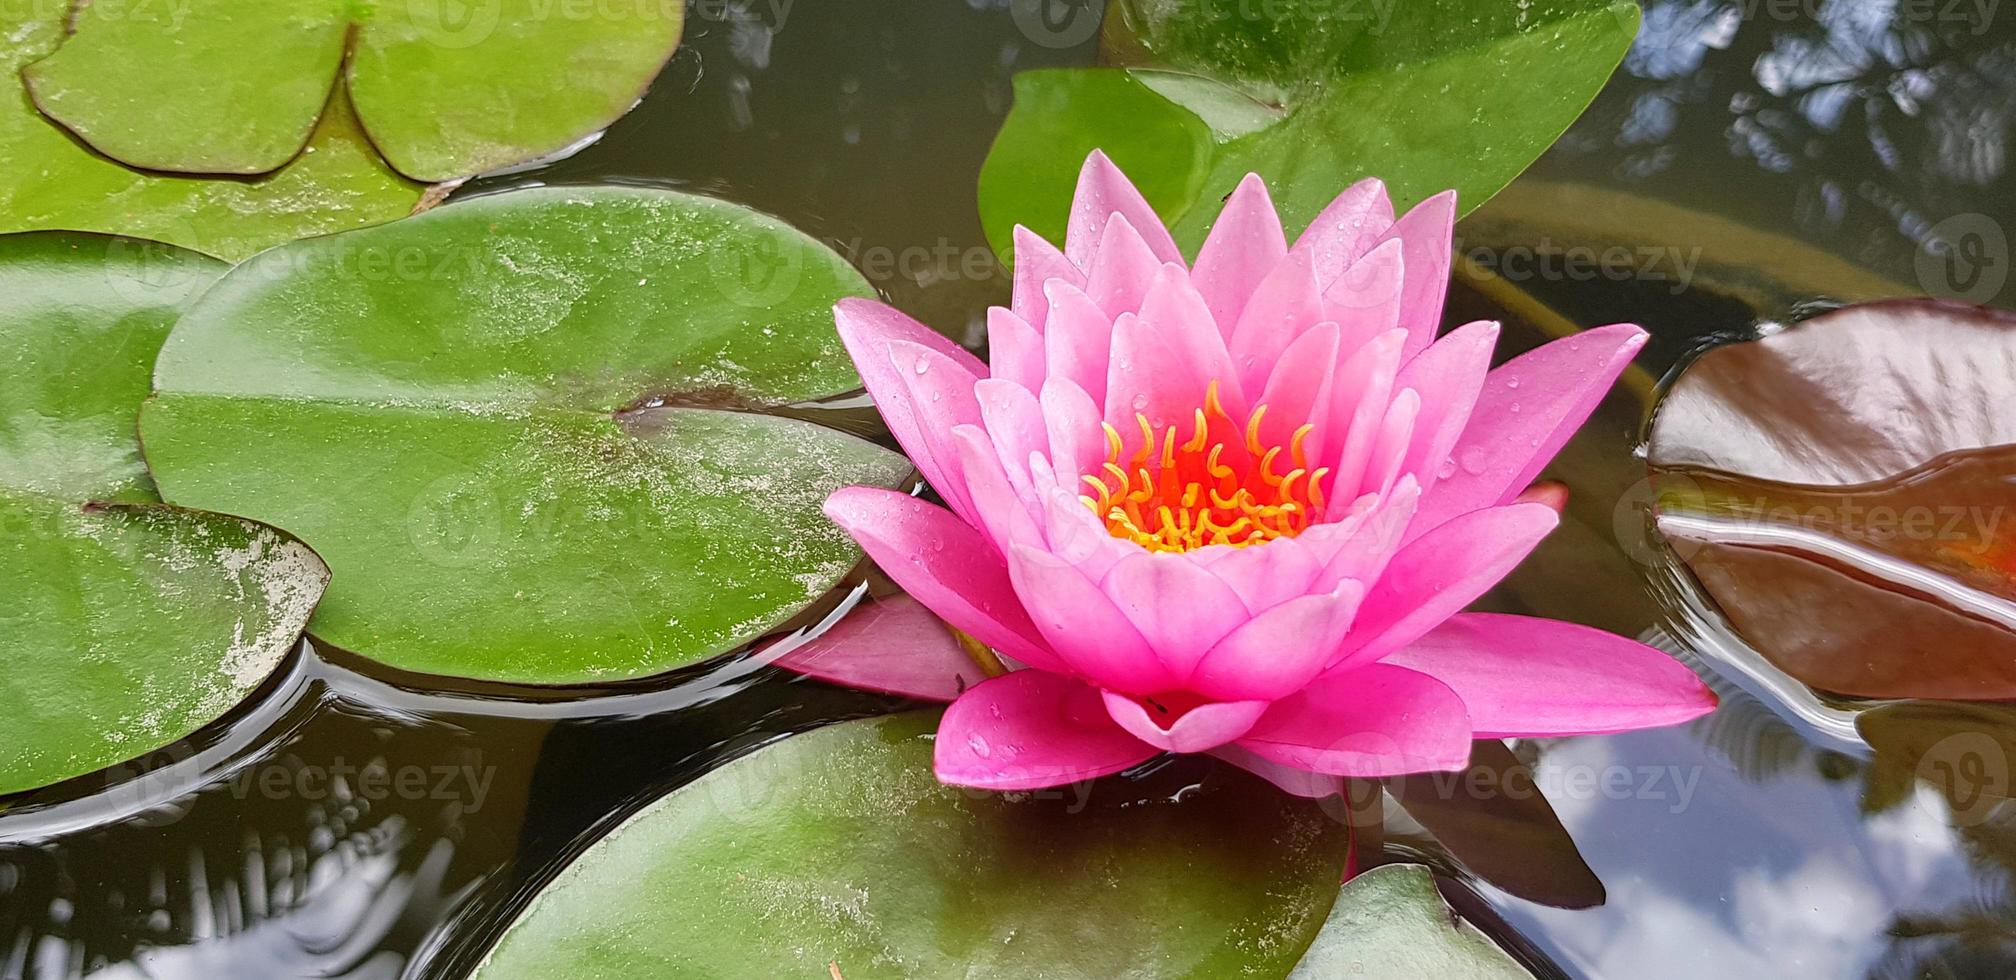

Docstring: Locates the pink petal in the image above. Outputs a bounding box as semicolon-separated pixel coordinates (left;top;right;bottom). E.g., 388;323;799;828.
1253;322;1341;461
1008;543;1180;694
1190;533;1322;613
1329;501;1559;670
1237;663;1473;776
1105;265;1246;447
1191;580;1366;702
1321;328;1406;502
1321;239;1405;355
834;299;988;520
1040;377;1106;482
888;340;986;522
1380;191;1456;359
1034;487;1132;582
936;669;1158;790
834;296;988;378
951;425;1044;558
1011;224;1083;329
1211;743;1345;798
1384;613;1718;737
1410;324;1648;542
1363;387;1420;496
1309;477;1420;589
974;378;1047;493
1084;214;1167;318
1066;149;1183;270
1100;550;1251;681
1289;176;1396;289
824;486;1056;670
1043;280;1116;406
986;308;1046;392
1102;691;1269;754
1228;250;1326;396
1192;173;1287;336
1392;320;1498;495
765;594;982;702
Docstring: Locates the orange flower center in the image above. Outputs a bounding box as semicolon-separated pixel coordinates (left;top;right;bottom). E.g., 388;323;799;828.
1079;382;1329;552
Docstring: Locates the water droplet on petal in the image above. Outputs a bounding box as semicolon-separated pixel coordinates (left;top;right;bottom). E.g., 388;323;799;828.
1437;456;1458;480
1508;402;1521;413
967;733;992;758
1505;377;1520;389
1131;393;1149;411
914;355;931;374
1459;447;1489;475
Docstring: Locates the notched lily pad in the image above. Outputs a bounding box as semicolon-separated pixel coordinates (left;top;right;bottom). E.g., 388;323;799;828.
138;187;910;685
0;231;329;796
979;0;1639;257
1648;298;2016;699
472;711;1351;979
1288;863;1534;979
1;4;422;262
20;0;684;181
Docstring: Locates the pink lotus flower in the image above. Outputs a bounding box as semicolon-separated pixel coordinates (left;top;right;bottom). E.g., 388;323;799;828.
816;152;1716;796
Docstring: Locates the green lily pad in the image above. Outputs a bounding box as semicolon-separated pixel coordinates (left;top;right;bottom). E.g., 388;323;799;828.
1;231;329;796
978;0;1639;259
20;0;684;181
472;711;1351;978
139;187;909;685
0;4;423;262
1288;864;1534;979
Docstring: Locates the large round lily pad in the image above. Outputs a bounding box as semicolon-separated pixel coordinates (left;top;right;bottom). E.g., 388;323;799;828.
139;187;909;685
472;711;1352;978
979;0;1638;257
20;0;683;181
0;5;422;261
1;231;329;796
1648;299;2016;699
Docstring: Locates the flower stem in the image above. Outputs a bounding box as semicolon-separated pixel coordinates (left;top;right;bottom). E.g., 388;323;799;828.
950;627;1009;678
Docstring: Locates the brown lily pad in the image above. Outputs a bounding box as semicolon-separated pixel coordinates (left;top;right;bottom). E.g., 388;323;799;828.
1647;298;2016;699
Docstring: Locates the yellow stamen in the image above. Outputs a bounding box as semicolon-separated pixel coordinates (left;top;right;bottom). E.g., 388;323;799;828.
1077;385;1327;552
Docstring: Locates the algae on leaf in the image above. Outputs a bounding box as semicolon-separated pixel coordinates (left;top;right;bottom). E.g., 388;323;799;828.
0;232;328;796
141;188;911;684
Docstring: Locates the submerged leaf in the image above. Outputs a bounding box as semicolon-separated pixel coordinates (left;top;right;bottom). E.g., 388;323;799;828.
0;5;422;261
472;711;1351;979
1648;299;2016;699
0;232;328;795
1386;741;1605;910
140;187;910;684
1287;863;1533;979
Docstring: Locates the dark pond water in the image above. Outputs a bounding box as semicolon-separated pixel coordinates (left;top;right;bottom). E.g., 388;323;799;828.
5;1;2016;977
